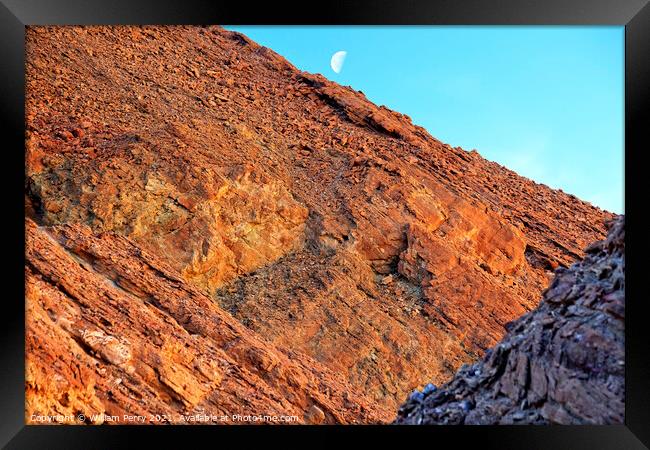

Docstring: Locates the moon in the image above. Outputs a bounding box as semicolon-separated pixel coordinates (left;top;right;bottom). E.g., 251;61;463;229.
330;51;347;74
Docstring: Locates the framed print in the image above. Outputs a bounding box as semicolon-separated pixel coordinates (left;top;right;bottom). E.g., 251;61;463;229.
1;0;647;448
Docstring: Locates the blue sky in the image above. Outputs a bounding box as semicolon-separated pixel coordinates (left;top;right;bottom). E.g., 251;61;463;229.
228;26;624;213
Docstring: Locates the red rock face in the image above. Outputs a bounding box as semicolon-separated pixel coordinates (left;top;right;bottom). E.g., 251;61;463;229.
26;219;386;424
25;26;615;422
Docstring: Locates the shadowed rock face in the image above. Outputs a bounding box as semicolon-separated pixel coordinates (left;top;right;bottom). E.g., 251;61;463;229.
25;25;615;421
395;217;625;425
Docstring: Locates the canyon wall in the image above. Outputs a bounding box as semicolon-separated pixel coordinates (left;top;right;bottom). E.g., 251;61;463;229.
25;26;616;421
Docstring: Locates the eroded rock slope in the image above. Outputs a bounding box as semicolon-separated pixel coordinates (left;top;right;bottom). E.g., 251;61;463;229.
25;25;615;418
26;218;387;424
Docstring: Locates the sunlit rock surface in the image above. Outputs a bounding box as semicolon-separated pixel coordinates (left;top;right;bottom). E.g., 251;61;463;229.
25;26;615;422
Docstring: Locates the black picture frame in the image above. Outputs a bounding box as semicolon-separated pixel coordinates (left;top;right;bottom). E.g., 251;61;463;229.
2;0;647;448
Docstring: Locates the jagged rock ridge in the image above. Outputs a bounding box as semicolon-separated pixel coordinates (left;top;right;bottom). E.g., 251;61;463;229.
25;25;615;421
395;217;624;425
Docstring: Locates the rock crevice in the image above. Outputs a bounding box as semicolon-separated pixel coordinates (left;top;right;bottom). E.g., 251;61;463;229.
395;217;625;425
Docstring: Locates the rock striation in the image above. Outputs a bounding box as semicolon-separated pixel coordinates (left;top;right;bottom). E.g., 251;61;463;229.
25;25;616;422
26;218;387;424
395;217;624;425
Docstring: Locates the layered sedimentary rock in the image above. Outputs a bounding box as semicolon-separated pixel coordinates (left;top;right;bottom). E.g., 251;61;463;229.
395;217;624;425
25;25;615;420
26;218;386;424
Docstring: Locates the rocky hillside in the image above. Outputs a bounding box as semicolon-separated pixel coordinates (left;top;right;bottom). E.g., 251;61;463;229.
26;218;384;424
395;217;624;425
25;26;615;422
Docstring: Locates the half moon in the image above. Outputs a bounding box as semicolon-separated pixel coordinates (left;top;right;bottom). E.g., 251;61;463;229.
330;51;347;74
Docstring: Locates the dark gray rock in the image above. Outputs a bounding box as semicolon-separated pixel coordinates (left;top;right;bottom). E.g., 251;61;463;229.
395;217;625;425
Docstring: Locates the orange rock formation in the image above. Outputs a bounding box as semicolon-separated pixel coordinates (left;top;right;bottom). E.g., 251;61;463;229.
25;26;615;423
